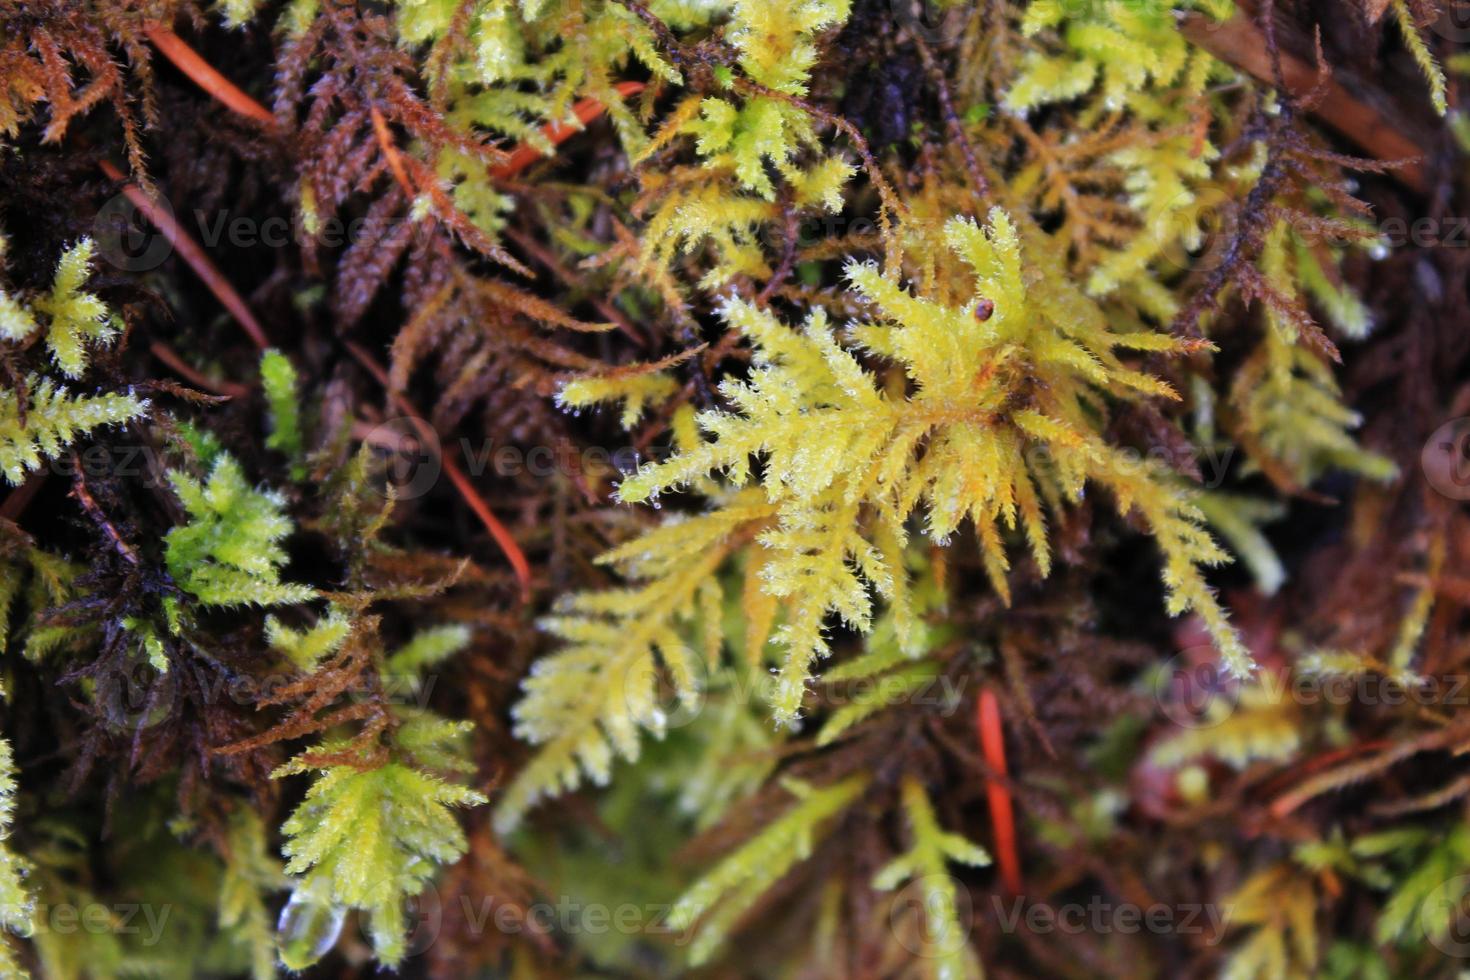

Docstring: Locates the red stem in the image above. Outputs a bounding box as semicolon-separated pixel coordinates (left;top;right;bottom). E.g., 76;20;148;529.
97;161;531;597
143;25;275;127
978;688;1023;896
491;81;646;180
369;105;419;199
149;340;252;397
343;341;533;602
129;27;624;600
1266;739;1394;819
145;23;643;184
0;474;47;523
98;160;271;350
148;22;640;184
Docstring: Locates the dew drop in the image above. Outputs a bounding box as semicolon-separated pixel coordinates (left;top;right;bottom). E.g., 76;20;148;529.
277;887;346;971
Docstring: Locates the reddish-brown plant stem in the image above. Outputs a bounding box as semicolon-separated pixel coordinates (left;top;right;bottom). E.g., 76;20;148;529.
369;105;419;199
912;36;990;202
71;458;140;565
502;226;648;348
149;340;251;397
1179;9;1426;192
143;25;276;127
145;24;638;187
0;474;47;523
98;159;271;350
342;340;534;602
1268;723;1470;819
978;687;1023;896
98;159;531;597
490;81;647;180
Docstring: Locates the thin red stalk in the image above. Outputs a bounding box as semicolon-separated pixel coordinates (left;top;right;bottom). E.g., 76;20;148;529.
1257;738;1391;802
144;24;639;188
100;162;529;596
369;105;419;199
491;81;646;180
1266;721;1470;820
149;340;251;397
98;160;271;350
1266;739;1396;819
978;688;1023;896
143;25;275;127
119;31;617;599
342;340;533;602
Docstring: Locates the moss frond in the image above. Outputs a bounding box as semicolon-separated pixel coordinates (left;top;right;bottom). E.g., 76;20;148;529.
0;739;31;978
615;208;1251;714
31;239;116;380
164;455;317;608
669;774;867;965
494;492;775;832
274;718;486;968
260;349;304;472
0;375;147;485
1222;863;1320;980
266;608;352;672
872;777;989;980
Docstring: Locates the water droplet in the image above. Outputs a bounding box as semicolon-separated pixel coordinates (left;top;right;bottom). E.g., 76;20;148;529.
277;888;346;971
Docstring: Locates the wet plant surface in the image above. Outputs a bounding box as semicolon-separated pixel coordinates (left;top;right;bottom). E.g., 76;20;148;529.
1;0;1470;977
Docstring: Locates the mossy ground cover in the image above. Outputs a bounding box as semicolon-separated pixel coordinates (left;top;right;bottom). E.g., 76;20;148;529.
0;0;1468;976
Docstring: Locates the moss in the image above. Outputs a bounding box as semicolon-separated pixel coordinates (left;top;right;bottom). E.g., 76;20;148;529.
0;0;1463;976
